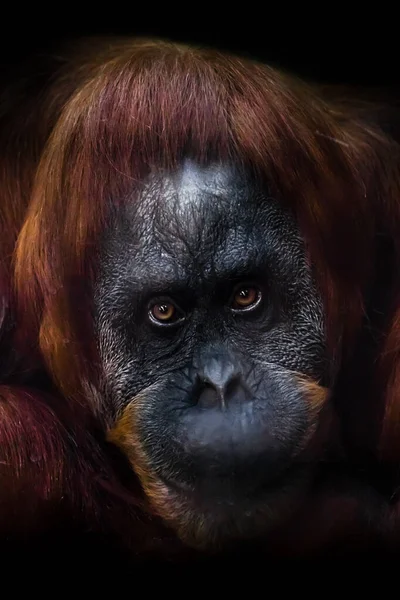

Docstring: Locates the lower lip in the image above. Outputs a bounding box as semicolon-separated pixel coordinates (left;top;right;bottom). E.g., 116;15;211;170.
160;462;308;505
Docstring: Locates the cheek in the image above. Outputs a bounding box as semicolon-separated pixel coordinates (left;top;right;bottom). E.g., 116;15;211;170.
96;320;159;401
250;323;327;377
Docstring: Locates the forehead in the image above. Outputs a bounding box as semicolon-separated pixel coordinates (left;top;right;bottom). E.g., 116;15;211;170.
159;159;239;209
132;160;264;235
102;161;300;283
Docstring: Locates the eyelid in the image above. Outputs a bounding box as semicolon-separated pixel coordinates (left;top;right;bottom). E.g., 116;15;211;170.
147;296;186;327
229;282;262;312
147;295;182;310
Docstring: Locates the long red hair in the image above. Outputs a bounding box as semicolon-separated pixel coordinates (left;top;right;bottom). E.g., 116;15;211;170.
1;37;400;518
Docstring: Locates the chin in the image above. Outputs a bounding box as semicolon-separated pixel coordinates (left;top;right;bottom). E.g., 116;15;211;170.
143;463;316;550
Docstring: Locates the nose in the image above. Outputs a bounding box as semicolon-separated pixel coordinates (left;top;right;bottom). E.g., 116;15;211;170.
196;357;247;409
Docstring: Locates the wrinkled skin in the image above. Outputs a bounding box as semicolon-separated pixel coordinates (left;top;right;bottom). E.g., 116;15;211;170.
95;160;332;549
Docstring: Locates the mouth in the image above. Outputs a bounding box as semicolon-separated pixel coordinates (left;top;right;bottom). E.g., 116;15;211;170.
106;382;331;549
158;458;314;512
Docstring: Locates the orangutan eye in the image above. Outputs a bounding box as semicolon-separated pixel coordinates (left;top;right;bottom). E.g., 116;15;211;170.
148;298;185;326
231;284;262;312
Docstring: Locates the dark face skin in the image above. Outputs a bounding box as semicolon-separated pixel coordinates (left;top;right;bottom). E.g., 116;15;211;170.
95;160;330;549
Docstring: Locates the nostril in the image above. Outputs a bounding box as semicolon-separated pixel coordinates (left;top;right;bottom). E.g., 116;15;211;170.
224;374;242;400
195;372;246;409
196;384;220;409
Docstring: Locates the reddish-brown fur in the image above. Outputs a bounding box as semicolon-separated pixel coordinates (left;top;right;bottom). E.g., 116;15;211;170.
1;37;400;562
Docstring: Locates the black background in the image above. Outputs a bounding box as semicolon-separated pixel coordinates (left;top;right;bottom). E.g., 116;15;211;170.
0;10;398;88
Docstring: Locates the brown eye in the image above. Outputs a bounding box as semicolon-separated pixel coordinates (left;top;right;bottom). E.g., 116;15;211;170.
148;299;184;326
231;285;261;311
151;302;175;322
